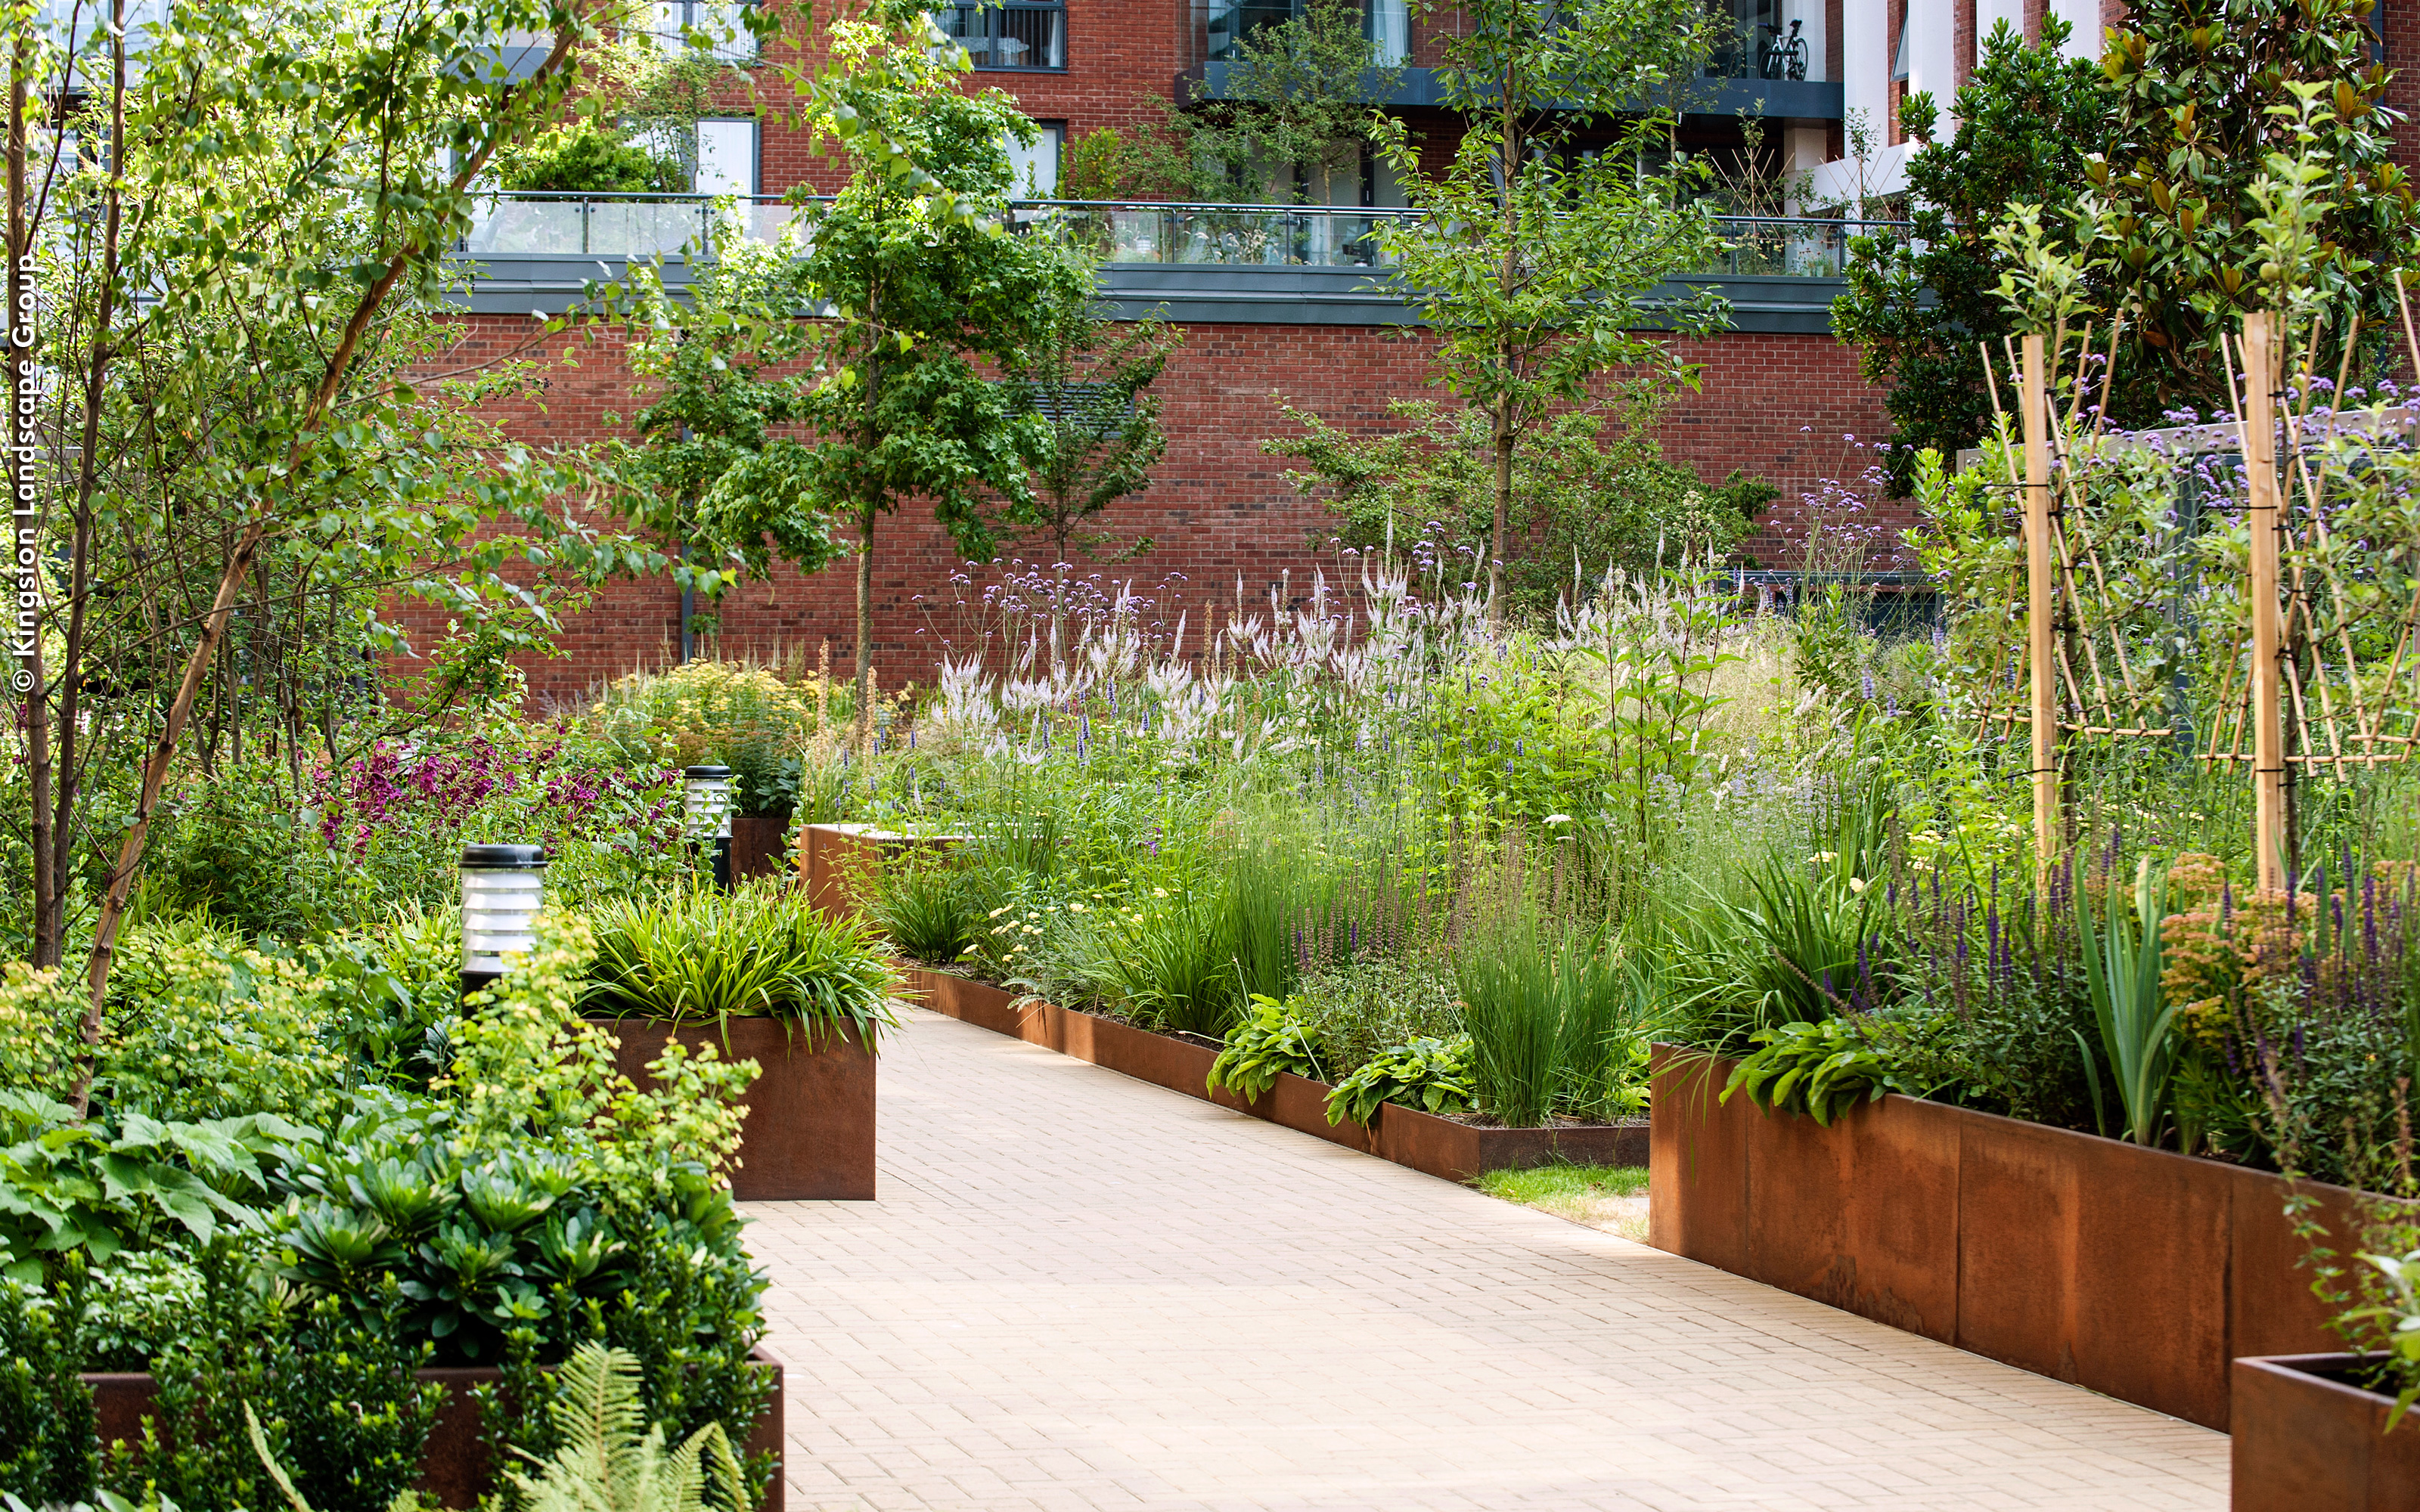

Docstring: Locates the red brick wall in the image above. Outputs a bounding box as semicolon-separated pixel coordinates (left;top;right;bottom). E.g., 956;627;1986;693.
2387;0;2419;174
399;314;1894;702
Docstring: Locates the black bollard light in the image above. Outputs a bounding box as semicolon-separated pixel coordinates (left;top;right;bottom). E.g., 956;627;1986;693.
459;843;548;997
684;764;734;890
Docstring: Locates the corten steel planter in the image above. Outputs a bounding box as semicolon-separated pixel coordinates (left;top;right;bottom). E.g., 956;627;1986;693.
2232;1354;2420;1511
727;814;791;882
590;1015;876;1201
799;823;966;920
85;1346;787;1512
904;965;1647;1180
1648;1043;2368;1431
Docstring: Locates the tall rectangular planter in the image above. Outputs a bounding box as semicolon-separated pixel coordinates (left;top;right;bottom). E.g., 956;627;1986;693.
591;1015;876;1201
728;814;791;882
2232;1355;2420;1510
85;1346;786;1512
799;824;964;920
908;967;1646;1182
1648;1044;2366;1431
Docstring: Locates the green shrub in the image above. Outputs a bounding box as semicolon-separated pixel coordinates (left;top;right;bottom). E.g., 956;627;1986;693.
582;883;900;1045
1206;995;1328;1100
116;1247;440;1512
0;1267;95;1506
1324;1034;1474;1126
144;761;343;940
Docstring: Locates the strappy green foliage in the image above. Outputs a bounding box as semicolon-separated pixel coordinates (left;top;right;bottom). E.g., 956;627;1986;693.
582;884;900;1046
2077;858;2177;1147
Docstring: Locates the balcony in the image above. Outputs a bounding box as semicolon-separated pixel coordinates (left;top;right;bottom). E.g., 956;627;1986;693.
450;194;1896;333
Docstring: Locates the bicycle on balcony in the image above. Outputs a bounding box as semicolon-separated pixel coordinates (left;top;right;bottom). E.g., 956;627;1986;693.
1758;18;1807;82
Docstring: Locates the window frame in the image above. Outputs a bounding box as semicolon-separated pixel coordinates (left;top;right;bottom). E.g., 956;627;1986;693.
939;0;1069;73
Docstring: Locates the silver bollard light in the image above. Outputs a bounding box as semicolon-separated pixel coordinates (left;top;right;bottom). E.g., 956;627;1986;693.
684;764;735;889
460;843;548;995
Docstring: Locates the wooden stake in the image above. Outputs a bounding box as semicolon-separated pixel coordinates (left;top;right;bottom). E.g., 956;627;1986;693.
2021;333;2059;872
2241;313;2288;892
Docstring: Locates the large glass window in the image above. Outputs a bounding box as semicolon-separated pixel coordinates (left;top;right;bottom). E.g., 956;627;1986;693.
1702;0;1783;79
1205;2;1407;66
938;2;1066;70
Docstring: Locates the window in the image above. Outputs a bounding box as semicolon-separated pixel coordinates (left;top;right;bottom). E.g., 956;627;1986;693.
1005;121;1064;197
937;1;1065;70
655;0;758;63
1702;0;1779;78
695;119;759;197
1205;2;1407;65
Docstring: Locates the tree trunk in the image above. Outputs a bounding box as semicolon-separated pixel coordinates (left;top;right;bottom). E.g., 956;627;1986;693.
853;507;875;756
1491;390;1513;620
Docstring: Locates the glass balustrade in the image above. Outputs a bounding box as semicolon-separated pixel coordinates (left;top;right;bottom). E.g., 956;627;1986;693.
455;194;1908;278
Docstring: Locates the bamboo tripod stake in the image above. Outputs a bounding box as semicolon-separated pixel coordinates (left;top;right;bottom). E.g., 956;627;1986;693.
2021;334;2059;873
2241;313;2288;892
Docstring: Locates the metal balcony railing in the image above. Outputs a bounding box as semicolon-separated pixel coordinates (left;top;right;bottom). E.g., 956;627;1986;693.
455;193;1907;279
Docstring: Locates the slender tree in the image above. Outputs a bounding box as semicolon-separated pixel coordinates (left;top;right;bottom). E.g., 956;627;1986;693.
1006;283;1177;569
5;0;674;1064
777;2;1085;747
1377;0;1728;615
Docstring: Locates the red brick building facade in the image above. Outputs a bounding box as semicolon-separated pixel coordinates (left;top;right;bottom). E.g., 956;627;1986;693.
421;0;2412;702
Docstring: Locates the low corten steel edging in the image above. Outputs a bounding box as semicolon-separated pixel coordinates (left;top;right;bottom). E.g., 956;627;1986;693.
2231;1354;2420;1511
911;968;1645;1176
590;1016;876;1201
85;1349;786;1512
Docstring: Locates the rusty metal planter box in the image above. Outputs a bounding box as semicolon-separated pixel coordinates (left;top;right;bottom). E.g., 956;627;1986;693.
904;965;1646;1181
1649;1043;2366;1431
588;1015;876;1201
2232;1354;2420;1510
728;814;790;882
85;1346;786;1512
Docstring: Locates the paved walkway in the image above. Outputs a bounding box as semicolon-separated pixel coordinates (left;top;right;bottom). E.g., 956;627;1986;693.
745;1010;2230;1512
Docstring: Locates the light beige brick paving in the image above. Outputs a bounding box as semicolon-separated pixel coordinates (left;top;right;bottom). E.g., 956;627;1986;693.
746;1010;2229;1512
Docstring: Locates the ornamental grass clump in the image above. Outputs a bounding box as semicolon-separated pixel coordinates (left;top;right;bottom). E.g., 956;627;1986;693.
581;882;900;1046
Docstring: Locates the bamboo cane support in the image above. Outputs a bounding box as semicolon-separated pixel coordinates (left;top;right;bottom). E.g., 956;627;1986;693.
2241;314;2288;891
2022;334;2058;872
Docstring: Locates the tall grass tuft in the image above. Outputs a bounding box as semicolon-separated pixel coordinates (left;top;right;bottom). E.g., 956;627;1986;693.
583;881;901;1046
1081;885;1238;1038
866;854;980;966
1454;894;1565;1127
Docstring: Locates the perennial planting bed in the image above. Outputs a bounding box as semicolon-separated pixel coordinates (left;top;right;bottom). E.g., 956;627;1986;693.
904;966;1647;1180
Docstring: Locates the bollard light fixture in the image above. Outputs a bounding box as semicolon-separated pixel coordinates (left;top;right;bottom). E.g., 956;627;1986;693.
460;843;548;993
684;764;735;889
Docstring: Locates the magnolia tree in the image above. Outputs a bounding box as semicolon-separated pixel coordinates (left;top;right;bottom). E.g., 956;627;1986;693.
2;0;693;1055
